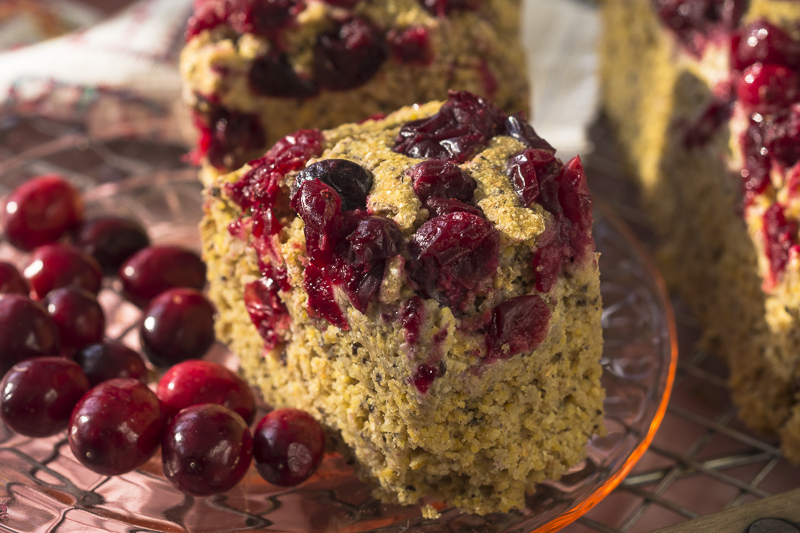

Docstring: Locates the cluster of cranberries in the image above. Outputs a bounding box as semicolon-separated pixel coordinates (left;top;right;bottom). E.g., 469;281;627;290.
0;174;326;495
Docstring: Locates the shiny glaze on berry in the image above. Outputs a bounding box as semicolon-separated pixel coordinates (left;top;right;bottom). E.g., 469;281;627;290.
486;295;552;359
43;287;106;357
73;341;148;388
24;244;102;300
253;408;325;486
119;245;206;307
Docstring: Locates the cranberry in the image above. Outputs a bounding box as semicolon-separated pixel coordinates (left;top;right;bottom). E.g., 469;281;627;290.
0;295;60;376
732;19;800;71
766;107;800;170
486;295;551;359
1;357;89;438
23;244;102;300
292;159;373;211
737;63;800;113
420;0;478;16
291;179;344;261
321;0;360;7
3;174;83;252
394;90;507;163
157;360;256;423
249;53;319;98
314;16;388;91
653;0;746;56
244;275;291;350
69;378;166;476
73;341;147;388
303;261;348;329
253;408;325;486
410;363;439;394
387;26;432;65
227;0;305;35
506;149;558;207
75;216;150;275
401;296;426;346
504;112;556;152
43;287;105;357
763;203;798;287
407;212;499;309
162;404;253;496
139;288;216;368
0;261;28;295
337;257;384;313
407;160;476;203
558;156;593;231
424;197;483;218
346;216;403;265
119;246;206;307
202;104;266;170
186;0;227;40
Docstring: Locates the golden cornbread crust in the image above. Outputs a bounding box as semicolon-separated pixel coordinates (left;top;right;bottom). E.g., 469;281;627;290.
200;101;605;514
181;0;530;170
599;0;800;459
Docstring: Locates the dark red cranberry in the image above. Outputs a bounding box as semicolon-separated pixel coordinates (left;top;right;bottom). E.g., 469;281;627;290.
0;295;60;376
407;160;476;203
68;378;166;476
186;0;227;40
244;275;290;350
401;296;426;346
737;63;800;113
732;19;800;71
410;363;439;394
321;0;360;7
0;261;28;295
24;244;102;300
486;295;551;359
387;26;432;65
506;149;558;207
504;112;556;152
292;159;373;211
3;174;83;252
43;287;105;357
336;257;385;314
420;0;478;16
162;404;253;496
303;261;348;329
530;224;564;293
314;16;388;91
763;203;798;287
1;357;89;438
394;91;507;163
157;360;256;423
653;0;746;57
253;408;325;486
346;216;403;265
249;54;319;98
202;104;266;170
227;0;305;35
558;156;593;231
119;246;206;307
424;197;483;218
407;212;499;309
73;341;147;388
75;216;150;275
291;179;344;261
139;288;216;368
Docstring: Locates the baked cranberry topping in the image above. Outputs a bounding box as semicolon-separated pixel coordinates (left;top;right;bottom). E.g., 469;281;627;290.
292;179;344;261
321;0;361;7
410;363;439;394
186;0;227;40
0;295;60;376
732;19;800;72
394;90;506;163
505;112;556;152
253;408;325;487
486;295;551;359
1;357;89;438
401;296;426;346
24;244;102;300
119;245;206;307
737;63;800;114
424;197;483;218
763;203;799;288
559;156;594;231
303;261;349;329
407;212;499;309
75;216;150;275
162;404;254;496
244;275;291;350
407;160;476;203
506;148;558;207
314;16;388;91
227;0;306;35
653;0;746;57
74;341;147;388
43;287;105;357
292;159;373;211
346;216;403;265
420;0;478;17
388;26;432;65
0;261;28;295
3;174;83;252
531;225;563;294
202;104;266;170
249;54;319;98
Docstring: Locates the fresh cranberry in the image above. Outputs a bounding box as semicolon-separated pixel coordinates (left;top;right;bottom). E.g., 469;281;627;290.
737;63;800;113
227;0;305;35
409;363;440;394
531;239;562;293
314;16;388;91
291;179;344;261
424;197;483;218
24;244;102;300
653;0;746;57
504;112;556;152
346;216;403;265
486;295;551;359
394;90;507;163
387;26;432;65
69;378;166;476
249;53;319;98
139;288;216;368
292;159;373;211
763;203;798;287
303;261;348;329
0;261;28;295
202;104;266;170
244;275;291;350
1;357;89;438
732;19;800;71
43;287;105;357
162;404;253;496
253;408;325;486
157;360;256;423
420;0;478;16
407;212;499;309
73;341;147;388
0;295;60;376
119;246;206;307
75;216;150;275
186;0;227;40
407;160;476;203
506;149;558;207
3;174;83;252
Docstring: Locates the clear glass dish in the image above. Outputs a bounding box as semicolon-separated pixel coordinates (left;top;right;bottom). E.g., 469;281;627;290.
0;171;677;533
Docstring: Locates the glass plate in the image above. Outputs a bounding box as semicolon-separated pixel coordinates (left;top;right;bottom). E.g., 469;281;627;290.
0;172;677;533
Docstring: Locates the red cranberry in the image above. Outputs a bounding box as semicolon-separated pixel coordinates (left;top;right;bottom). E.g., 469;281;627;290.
407;160;476;203
410;363;440;394
291;179;344;261
162;404;253;496
186;0;227;40
387;26;432;65
394;91;507;163
1;357;89;438
0;295;60;376
401;296;426;346
420;0;478;16
763;203;798;287
486;295;551;359
346;216;403;265
119;245;206;307
558;156;593;231
227;0;305;35
504;112;556;152
506;149;558;207
732;19;800;71
73;341;147;388
303;261;348;329
314;16;388;91
75;216;150;275
424;197;483;218
321;0;360;7
68;378;166;476
249;53;319;98
202;104;266;170
737;63;800;113
292;159;373;212
244;275;291;350
157;360;256;423
43;287;105;357
654;0;746;57
139;288;216;368
3;174;83;252
24;244;102;300
0;261;28;295
253;408;325;486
